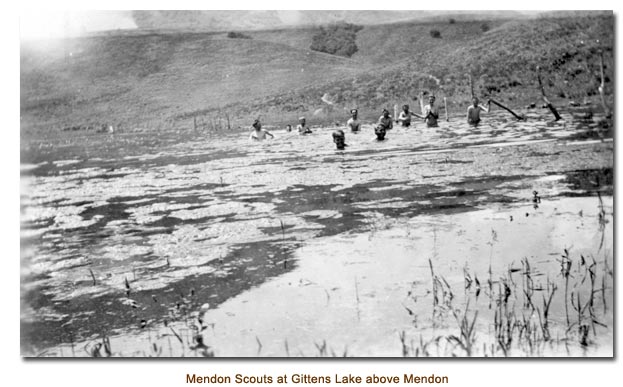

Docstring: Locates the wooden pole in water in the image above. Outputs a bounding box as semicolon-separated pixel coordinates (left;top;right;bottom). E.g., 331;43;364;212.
468;73;475;99
536;66;562;121
598;49;611;118
444;97;449;121
489;98;525;121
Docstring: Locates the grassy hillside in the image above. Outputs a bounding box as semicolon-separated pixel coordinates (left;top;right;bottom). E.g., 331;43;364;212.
242;19;509;65
21;13;613;136
208;14;614;125
353;19;509;64
419;15;614;97
21;32;362;133
131;10;530;33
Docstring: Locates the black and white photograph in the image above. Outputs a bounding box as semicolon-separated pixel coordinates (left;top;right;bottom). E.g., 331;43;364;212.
19;9;614;358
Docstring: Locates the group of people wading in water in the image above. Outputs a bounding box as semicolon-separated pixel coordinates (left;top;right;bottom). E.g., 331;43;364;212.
249;94;492;150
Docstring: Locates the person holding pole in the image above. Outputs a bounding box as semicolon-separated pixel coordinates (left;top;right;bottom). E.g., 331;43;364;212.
466;97;490;126
468;73;524;121
412;96;440;127
397;104;417;127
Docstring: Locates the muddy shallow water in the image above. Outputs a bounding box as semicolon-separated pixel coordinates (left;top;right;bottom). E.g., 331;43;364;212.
20;109;613;357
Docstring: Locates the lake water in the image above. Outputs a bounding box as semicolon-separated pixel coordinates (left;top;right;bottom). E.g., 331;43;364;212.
20;109;613;357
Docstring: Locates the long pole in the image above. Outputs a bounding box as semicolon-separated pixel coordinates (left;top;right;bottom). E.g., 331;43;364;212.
536;66;562;121
468;74;475;99
598;50;611;117
489;99;525;121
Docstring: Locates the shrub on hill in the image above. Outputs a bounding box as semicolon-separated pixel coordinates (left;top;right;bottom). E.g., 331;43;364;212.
310;22;363;57
227;31;252;39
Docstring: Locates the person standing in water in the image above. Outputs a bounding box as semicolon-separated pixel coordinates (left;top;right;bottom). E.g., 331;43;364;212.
397;104;416;127
374;125;388;141
249;119;274;141
413;96;440;127
377;109;393;130
297;117;312;135
347;109;361;132
422;96;440;127
466;97;490;126
332;129;348;149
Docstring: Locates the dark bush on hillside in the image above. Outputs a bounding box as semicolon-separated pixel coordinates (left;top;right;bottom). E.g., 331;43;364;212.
430;29;441;38
480;24;490;32
227;31;252;39
449;18;456;24
310;23;363;58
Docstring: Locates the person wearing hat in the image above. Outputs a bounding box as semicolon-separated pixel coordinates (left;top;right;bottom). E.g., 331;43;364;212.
346;109;361;132
332;129;348;150
297;117;312;135
377;109;393;131
397;104;416;127
249;119;274;141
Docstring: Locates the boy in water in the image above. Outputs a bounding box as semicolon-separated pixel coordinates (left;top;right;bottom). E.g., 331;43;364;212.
397;104;415;127
377;109;393;130
297;117;312;135
466;97;490;126
413;96;440;127
332;129;348;150
347;109;361;132
249;119;274;141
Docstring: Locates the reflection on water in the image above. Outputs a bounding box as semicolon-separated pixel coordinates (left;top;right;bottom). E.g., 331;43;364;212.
20;110;613;356
198;197;614;357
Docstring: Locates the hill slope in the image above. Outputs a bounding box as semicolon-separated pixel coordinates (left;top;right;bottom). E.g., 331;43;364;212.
131;10;531;32
21;32;363;132
21;13;613;135
353;19;508;64
211;14;614;124
240;18;510;65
